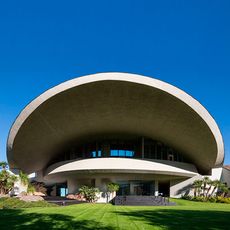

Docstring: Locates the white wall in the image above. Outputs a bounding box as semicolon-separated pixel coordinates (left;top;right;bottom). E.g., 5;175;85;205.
221;168;230;187
170;175;202;198
170;167;230;198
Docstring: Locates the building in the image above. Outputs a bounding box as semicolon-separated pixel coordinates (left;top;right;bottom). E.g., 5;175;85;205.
7;73;224;200
210;166;230;187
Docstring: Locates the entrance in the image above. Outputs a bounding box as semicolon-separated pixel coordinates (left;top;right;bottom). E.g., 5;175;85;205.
132;181;154;195
117;181;155;196
56;183;68;197
158;181;170;197
117;183;130;195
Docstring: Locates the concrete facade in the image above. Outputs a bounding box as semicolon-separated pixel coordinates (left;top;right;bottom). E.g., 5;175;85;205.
6;73;225;200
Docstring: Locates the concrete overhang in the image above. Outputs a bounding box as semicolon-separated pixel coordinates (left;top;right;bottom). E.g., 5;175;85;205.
7;72;224;174
46;158;198;178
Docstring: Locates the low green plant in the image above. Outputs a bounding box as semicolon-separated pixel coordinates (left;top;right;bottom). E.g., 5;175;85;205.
79;185;100;203
107;182;119;193
19;171;29;186
0;197;57;209
31;181;47;195
182;195;230;204
27;184;36;194
216;196;230;204
181;195;192;200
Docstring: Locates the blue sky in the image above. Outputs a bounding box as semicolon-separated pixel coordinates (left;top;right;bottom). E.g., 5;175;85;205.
0;1;230;164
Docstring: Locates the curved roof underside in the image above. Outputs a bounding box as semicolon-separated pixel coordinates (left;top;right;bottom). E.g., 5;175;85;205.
46;158;198;178
7;72;224;174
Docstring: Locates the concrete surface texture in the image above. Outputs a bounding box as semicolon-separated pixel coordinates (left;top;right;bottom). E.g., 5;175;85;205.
7;73;224;175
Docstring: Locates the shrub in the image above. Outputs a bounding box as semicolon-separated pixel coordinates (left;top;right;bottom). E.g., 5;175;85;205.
79;185;100;203
192;196;206;202
31;181;47;195
216;196;230;204
27;184;36;194
19;171;29;186
181;195;192;200
208;197;217;203
0;167;18;195
181;195;230;204
107;183;119;193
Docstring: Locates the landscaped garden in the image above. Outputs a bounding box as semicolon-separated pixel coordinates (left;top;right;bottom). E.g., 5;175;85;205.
0;199;230;230
1;161;230;229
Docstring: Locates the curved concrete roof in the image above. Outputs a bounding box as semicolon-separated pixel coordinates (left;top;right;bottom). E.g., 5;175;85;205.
7;72;224;174
46;158;198;178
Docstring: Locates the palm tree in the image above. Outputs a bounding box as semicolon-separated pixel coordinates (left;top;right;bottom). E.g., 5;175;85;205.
219;183;229;197
0;161;8;170
106;182;120;203
193;180;202;197
0;169;8;194
209;180;222;197
5;174;17;194
0;169;18;195
202;176;211;197
19;171;29;186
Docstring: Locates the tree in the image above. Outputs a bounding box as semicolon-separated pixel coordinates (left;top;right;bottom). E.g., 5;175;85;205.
5;174;18;194
192;180;202;197
206;179;214;199
208;180;221;198
19;171;38;196
218;183;229;197
79;185;100;202
107;182;119;193
0;162;18;195
19;171;29;186
0;161;8;170
106;182;120;203
202;176;211;197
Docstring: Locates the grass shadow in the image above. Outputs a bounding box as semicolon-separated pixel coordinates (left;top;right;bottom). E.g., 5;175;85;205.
115;208;230;229
0;209;115;230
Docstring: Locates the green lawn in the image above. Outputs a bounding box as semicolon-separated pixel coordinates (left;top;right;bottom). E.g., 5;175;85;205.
1;199;230;230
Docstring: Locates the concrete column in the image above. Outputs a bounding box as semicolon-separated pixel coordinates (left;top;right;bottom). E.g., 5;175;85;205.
155;180;159;196
95;178;103;190
130;182;135;195
95;178;108;203
34;170;44;182
141;137;145;159
67;178;79;194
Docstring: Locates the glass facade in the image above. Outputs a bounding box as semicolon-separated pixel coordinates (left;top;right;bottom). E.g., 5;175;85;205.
49;137;187;167
117;180;155;196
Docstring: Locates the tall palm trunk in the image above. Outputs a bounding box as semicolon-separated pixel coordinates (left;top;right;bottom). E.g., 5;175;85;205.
209;186;217;198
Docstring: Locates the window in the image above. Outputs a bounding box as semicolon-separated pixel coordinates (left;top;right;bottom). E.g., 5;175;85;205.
126;150;134;157
110;149;134;157
111;150;119;156
91;151;96;158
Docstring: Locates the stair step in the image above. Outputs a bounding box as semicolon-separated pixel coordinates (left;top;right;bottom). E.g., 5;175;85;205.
114;196;175;206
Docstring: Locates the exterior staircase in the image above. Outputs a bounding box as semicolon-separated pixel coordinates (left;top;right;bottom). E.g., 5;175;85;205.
113;195;175;206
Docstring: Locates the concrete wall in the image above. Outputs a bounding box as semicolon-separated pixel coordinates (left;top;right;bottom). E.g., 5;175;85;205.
170;167;230;198
8;73;224;175
170;175;203;198
33;166;230;201
221;168;230;187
